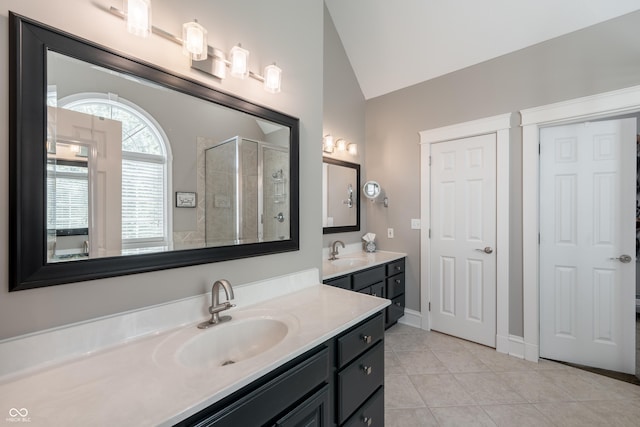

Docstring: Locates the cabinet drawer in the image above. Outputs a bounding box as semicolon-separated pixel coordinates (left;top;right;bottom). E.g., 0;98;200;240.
324;275;351;290
337;342;384;424
369;282;385;298
342;386;384;427
352;266;385;291
386;295;405;326
337;313;384;368
386;273;404;299
386;259;405;276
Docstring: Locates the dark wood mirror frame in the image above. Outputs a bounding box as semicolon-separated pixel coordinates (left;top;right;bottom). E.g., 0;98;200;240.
8;12;300;291
322;157;360;235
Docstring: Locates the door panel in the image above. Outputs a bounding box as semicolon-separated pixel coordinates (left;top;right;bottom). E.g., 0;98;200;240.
539;118;635;373
430;133;497;347
49;107;122;258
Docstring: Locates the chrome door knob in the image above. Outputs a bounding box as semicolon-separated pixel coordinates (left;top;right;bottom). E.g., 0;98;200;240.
474;247;493;254
610;254;632;263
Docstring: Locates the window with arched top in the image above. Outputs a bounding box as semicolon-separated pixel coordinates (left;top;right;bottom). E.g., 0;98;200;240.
60;94;172;252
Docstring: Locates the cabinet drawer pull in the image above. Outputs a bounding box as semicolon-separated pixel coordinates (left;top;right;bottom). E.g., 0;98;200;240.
395;302;402;307
361;365;372;375
362;416;372;426
372;292;377;297
395;279;401;284
395;266;401;271
361;334;372;344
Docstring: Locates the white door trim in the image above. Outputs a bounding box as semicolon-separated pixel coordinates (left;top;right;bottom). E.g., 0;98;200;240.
419;113;511;353
521;84;640;362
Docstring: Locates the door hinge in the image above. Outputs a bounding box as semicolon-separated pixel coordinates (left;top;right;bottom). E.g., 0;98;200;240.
429;155;432;166
428;228;431;238
538;144;541;155
428;302;431;312
538;233;540;244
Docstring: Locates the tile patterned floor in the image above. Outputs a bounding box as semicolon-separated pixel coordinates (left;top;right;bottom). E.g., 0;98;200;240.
384;323;640;427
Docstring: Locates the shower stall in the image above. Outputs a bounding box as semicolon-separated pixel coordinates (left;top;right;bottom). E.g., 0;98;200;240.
204;136;289;246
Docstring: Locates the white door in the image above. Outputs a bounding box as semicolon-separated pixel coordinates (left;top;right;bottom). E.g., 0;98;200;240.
430;133;497;347
539;118;636;373
49;107;123;258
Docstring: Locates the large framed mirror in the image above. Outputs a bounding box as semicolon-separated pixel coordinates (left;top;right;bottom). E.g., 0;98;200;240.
322;157;360;234
8;13;299;291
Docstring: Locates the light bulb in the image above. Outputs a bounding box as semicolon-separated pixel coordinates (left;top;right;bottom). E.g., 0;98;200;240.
182;20;208;61
263;64;282;93
323;134;335;153
230;45;249;79
125;0;151;38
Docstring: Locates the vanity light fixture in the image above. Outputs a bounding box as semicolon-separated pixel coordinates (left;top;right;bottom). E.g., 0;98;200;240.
263;64;282;93
323;134;335;153
323;135;357;156
124;0;151;38
230;44;250;79
182;20;207;61
106;4;282;93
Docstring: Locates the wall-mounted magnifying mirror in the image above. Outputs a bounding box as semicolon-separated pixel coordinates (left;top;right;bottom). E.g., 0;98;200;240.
322;157;360;234
362;180;388;207
362;181;381;199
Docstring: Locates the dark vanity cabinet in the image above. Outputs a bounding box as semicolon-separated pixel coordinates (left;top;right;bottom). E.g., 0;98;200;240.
335;313;385;426
324;257;406;329
175;312;385;427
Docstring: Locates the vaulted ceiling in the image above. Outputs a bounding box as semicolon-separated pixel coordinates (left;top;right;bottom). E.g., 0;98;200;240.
325;0;640;100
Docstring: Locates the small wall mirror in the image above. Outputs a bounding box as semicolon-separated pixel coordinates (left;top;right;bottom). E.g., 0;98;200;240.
362;181;381;199
322;157;360;234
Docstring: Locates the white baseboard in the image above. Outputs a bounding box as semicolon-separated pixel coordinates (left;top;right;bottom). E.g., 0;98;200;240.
496;334;509;354
524;341;539;362
507;335;525;359
397;308;422;329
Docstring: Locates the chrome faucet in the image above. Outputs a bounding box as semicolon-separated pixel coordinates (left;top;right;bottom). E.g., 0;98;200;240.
198;279;235;329
329;240;345;260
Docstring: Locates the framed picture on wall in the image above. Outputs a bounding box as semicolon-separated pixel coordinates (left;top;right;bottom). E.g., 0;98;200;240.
176;191;197;208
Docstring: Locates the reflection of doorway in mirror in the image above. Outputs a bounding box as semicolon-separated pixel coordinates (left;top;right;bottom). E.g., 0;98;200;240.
46;107;122;262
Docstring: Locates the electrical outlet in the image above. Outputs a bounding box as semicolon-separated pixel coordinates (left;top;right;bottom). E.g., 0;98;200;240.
411;219;421;229
387;228;394;238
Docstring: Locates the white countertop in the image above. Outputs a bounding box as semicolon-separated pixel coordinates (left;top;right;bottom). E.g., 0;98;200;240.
322;250;407;280
0;284;389;426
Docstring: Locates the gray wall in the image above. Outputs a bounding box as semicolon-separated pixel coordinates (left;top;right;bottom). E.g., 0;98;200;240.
365;10;640;336
0;0;324;340
322;5;367;249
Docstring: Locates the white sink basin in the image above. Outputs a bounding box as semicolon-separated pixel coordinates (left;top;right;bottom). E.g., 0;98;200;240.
330;258;369;268
177;317;289;368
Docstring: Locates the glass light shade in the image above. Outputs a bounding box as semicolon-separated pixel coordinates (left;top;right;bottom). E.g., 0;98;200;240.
263;64;282;93
182;21;208;61
230;45;249;79
336;138;347;151
323;134;334;153
125;0;151;38
347;143;358;156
